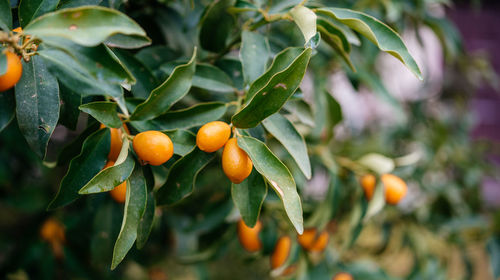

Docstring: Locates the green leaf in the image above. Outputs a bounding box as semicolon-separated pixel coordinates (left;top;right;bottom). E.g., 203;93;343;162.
0;51;7;75
58;0;102;9
317;18;354;70
15;56;60;159
363;181;385;222
48;129;110;210
79;101;121;128
131;102;227;131
113;49;158;100
199;0;235;52
357;153;395;175
283;100;314;127
137;191;155;249
487;236;500;279
57;121;99;166
58;83;82;130
135;46;179;72
79;138;135;194
0;0;12;30
316;8;422;79
24;6;148;47
90;201;121;269
290;5;317;43
262;113;311;179
131;48;196;121
240;31;270;86
0;90;15;132
232;48;312;128
159;62;234;93
324;91;342;140
164;130;196;156
237;135;303;234
156;148;215;206
38;49;124;99
111;165;147;270
104;33;152;49
231;169;267;228
18;0;59;28
216;58;244;90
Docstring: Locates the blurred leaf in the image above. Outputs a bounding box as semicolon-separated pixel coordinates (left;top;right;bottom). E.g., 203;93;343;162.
135;45;179;72
24;6;148;47
316;8;422;79
79;137;134;194
487;236;500;279
58;0;102;9
199;0;235;52
48;129;110;209
290;5;317;43
15;56;60;159
232;48;312;128
283;99;314;127
363;181;385;222
57;121;99;166
346;199;367;248
228;0;258;13
131;102;227;131
357;153;395;175
231;169;268;227
156;148;215;206
104;33;152;49
112;49;158;100
237;135;303;234
262;113;311;179
240;30;270;86
58;83;82;130
111;165;147;269
165;130;196;156
131;48;196;121
79;101;121;128
137;191;155;249
0;0;12;30
0;90;15;132
18;0;59;28
91;201;121;270
215;57;244;90
323;91;342;140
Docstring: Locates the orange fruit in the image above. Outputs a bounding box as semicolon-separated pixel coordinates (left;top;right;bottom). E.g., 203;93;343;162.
237;219;262;252
333;272;354;280
196;121;231;152
40;218;65;243
0;51;23;92
222;138;252;184
133;130;174;166
270;236;292;269
100;123;129;161
297;228;329;252
360;174;376;200
110;181;127;203
381;174;407;205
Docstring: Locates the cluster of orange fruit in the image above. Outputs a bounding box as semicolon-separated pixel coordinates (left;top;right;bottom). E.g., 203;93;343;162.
360;173;407;204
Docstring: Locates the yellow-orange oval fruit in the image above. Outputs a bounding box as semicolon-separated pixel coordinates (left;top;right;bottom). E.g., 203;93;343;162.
360;174;376;200
297;228;329;252
100;123;129;161
40;218;65;243
110;181;127;203
333;272;354;280
237;219;262;252
0;51;23;92
381;174;407;205
133;130;174;166
222;138;252;184
196;121;231;152
270;236;292;269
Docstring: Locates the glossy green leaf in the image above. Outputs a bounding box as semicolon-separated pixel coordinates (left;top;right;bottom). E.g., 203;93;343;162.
58;83;82;130
15;56;60;159
316;8;422;79
156;148;215;206
132;102;227;131
79;138;135;194
0;0;12;30
0;90;15;132
231;169;267;227
48;129;110;210
79;101;121;128
137;191;155;249
131;49;196;121
290;5;317;43
113;49;158;100
240;31;270;86
232;48;312;128
237;136;303;234
24;6;148;47
262;113;311;179
317;18;354;70
0;51;7;75
164;130;196;156
18;0;59;28
104;33;152;49
199;0;235;52
111;165;147;270
159;62;234;93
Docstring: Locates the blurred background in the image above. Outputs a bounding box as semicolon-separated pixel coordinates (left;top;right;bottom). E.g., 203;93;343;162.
0;0;499;279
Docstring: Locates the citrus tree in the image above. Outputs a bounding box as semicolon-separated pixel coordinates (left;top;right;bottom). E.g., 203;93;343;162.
0;0;498;279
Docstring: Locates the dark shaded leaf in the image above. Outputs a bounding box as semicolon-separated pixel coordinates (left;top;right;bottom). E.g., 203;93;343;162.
231;169;267;227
